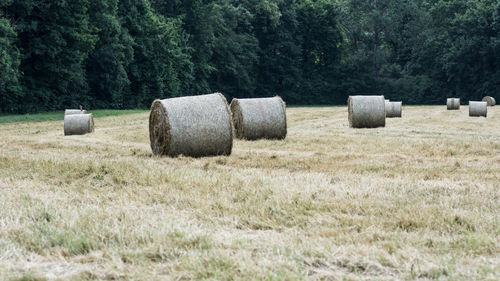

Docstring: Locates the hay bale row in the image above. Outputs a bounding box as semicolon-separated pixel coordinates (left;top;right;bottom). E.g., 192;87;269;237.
447;98;460;110
64;114;94;136
469;101;487;117
230;97;287;140
348;95;386;128
149;93;233;157
385;101;402;118
482;96;496;106
65;109;87;115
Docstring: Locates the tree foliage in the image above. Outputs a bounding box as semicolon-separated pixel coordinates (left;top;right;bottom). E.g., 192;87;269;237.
0;0;498;113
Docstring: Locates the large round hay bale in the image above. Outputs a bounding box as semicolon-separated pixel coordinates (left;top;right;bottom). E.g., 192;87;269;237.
482;96;496;106
447;98;460;110
149;93;233;157
348;95;386;128
469;101;487;117
64;114;94;136
230;97;287;140
385;101;402;118
65;109;87;115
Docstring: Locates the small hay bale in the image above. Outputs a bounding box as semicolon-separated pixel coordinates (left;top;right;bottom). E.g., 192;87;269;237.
64;114;94;136
447;98;460;110
482;96;496;106
149;93;233;157
230;97;287;140
469;101;487;117
65;109;87;115
348;95;386;128
385;101;402;118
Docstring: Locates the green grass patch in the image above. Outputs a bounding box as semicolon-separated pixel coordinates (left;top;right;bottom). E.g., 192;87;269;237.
0;109;147;124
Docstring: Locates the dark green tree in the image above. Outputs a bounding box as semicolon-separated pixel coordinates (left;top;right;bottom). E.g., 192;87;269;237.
85;0;134;109
5;0;96;111
118;0;192;107
0;2;22;113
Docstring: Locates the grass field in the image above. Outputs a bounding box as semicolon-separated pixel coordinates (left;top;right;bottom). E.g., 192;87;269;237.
0;110;147;124
0;106;498;280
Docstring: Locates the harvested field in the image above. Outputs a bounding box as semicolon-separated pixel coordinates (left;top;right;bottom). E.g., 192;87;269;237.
0;106;498;280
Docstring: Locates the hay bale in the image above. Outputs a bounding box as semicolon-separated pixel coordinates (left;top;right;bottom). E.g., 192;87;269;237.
149;93;233;157
64;114;94;136
65;109;87;115
482;96;496;106
385;101;402;118
230;97;287;140
447;98;460;110
469;101;487;117
348;95;386;128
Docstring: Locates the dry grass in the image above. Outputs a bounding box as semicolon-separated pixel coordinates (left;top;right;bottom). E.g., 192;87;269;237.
0;106;498;280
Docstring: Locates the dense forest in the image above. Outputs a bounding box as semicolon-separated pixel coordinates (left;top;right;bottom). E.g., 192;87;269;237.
0;0;499;113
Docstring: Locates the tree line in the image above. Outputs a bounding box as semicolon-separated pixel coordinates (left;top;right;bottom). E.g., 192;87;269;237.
1;0;499;113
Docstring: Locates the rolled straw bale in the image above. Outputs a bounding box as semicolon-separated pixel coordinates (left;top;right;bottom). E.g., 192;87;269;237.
230;97;287;140
469;101;487;117
482;96;496;106
149;93;233;157
65;109;87;115
446;98;460;110
385;101;402;118
64;114;94;136
348;95;386;128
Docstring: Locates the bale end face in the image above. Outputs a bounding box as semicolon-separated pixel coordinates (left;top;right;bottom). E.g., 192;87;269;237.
230;99;244;139
149;99;171;156
482;96;496;106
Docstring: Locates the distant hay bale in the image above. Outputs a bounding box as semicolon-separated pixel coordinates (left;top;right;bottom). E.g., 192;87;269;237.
65;109;87;115
482;96;496;106
385;101;402;118
149;93;233;157
64;114;94;136
230;97;287;140
447;98;460;110
348;95;386;128
469;101;487;117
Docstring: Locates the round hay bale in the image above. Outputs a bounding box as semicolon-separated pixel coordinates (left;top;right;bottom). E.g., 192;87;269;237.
469;101;487;117
149;93;233;157
348;95;386;128
230;97;287;140
64;114;94;136
446;98;460;110
385;101;402;118
65;109;87;115
482;96;496;106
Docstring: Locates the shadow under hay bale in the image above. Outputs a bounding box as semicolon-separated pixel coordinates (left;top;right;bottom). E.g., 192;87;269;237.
348;95;386;128
385;101;402;118
64;109;87;115
230;97;287;140
469;101;487;117
447;98;460;110
64;114;94;136
482;96;496;106
149;93;233;157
